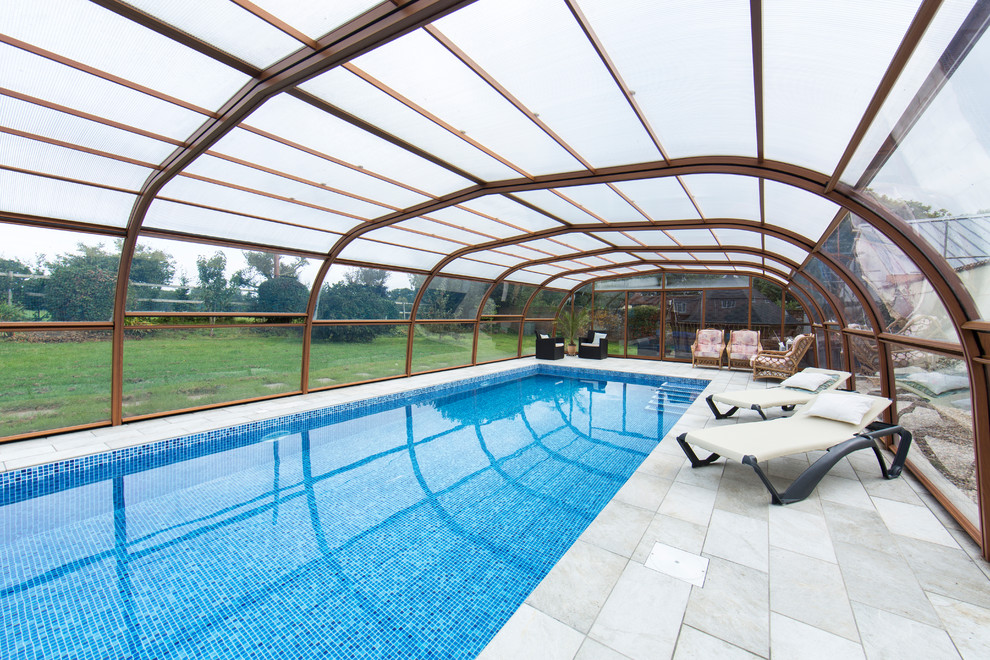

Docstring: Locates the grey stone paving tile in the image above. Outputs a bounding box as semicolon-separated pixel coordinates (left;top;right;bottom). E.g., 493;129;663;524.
769;612;864;660
873;497;960;548
683;557;769;657
525;540;628;634
816;473;874;509
588;562;693;660
579;500;654;558
673;458;724;491
631;514;708;563
861;473;924;504
702;508;769;572
657;481;717;527
769;547;858;641
851;601;960;660
636;449;684;480
769;505;835;563
766;454;810;481
895;536;990;610
477;604;584;660
672;625;761;660
834;541;941;626
0;440;56;460
612;472;673;513
822;500;897;553
574;638;630;660
928;593;990;660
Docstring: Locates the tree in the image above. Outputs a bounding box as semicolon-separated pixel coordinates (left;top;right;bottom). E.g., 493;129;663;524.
123;243;176;311
255;276;309;320
45;244;119;322
195;252;236;333
243;251;307;282
0;257;36;309
313;268;399;342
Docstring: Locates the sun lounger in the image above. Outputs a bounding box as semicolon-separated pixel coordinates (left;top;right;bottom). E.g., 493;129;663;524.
706;368;851;420
677;392;912;504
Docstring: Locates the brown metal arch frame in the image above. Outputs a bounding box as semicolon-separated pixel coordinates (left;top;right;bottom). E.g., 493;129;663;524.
103;0;479;415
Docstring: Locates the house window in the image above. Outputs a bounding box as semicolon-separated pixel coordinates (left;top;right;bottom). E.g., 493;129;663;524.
673;301;688;313
720;300;736;309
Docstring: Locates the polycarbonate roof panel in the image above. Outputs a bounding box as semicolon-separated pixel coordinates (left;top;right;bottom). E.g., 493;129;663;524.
0;169;134;227
244;94;472;197
723;252;763;264
458;195;564;232
550;232;614;252
426;207;528;239
157;176;363;234
0;43;208;140
549;184;649;223
664;229;721;247
842;1;974;185
6;0;250;111
611;178;703;221
0;94;177;164
763;180;840;240
578;0;756;158
123;0;305;69
399;217;497;244
183;154;390;219
0;132;151;190
588;231;645;247
440;259;508;280
507;270;555;285
362;226;466;253
509;190;607;224
207;128;429;210
145;199;339;251
301;68;519;181
619;230;677;247
763;0;921;176
764;236;809;265
250;0;382;40
680;174;761;220
338;238;444;270
351;29;583;176
711;228;764;249
434;0;663;169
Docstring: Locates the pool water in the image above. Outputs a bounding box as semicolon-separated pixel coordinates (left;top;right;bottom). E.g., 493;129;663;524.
1;369;706;659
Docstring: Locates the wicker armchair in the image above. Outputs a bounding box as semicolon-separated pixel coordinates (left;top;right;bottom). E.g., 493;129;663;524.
535;334;565;360
726;329;761;370
751;333;815;380
691;328;724;369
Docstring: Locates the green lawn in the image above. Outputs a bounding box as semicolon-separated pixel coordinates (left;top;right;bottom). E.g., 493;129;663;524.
0;328;525;438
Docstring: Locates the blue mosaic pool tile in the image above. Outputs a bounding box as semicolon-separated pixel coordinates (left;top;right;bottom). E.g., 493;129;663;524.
1;366;708;659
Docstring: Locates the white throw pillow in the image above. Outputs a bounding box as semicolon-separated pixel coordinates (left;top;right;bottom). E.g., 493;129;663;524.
585;332;607;347
780;372;832;391
804;392;875;426
538;333;549;340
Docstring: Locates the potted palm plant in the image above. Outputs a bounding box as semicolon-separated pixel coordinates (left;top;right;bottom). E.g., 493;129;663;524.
556;307;590;356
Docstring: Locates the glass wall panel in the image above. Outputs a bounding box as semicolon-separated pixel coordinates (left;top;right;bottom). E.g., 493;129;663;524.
751;279;783;349
847;334;880;394
417;277;491;320
787;286;821;324
592;291;625;356
315;266;410;321
484;283;536;316
411;323;474;373
814;327;828;368
595;274;664;290
855;15;990;321
627;292;662;357
664;290;702;359
891;346;977;524
476;321;521;363
821;215;958;343
665;272;749;289
826;330;843;372
126;237;320;315
122;327;302;417
803;257;870;328
525;288;568;318
794;273;838;323
309;324;407;387
0;330;111;437
0;225;122;322
783;293;811;343
704;288;749;335
522;320;556;356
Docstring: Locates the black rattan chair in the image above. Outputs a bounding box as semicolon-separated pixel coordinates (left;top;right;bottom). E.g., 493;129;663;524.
535;334;565;360
578;332;608;359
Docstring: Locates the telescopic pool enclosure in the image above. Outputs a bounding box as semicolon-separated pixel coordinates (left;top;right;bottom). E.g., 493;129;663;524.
1;0;989;555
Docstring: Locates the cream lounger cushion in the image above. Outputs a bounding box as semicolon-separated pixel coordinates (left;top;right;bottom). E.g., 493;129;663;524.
684;393;891;464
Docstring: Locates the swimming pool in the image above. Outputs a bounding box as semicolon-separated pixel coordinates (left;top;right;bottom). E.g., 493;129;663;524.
0;365;707;659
